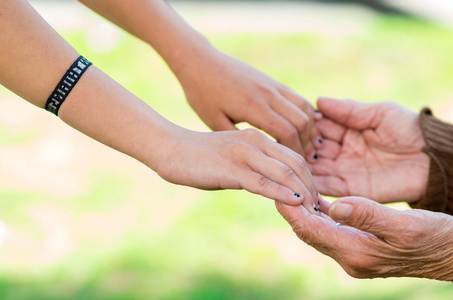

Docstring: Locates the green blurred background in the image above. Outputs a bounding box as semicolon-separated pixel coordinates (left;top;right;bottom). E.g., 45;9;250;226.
1;0;453;299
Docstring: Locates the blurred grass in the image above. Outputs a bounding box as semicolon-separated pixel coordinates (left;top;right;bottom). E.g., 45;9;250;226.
1;8;453;300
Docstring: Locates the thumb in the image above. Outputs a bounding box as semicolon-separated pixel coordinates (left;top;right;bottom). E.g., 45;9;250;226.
317;97;380;130
330;197;400;242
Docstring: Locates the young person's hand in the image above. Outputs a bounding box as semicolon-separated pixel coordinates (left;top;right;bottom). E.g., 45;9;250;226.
153;127;319;211
77;0;322;160
176;49;322;160
0;0;318;212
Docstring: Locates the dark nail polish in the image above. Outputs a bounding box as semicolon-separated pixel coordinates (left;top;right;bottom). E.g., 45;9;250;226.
313;153;318;160
294;193;301;198
317;138;323;145
314;109;320;113
318;200;320;206
313;205;319;212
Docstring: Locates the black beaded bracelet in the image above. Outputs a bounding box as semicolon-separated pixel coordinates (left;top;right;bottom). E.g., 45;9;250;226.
45;56;92;116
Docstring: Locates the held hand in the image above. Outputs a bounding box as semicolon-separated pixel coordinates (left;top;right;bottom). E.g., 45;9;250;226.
175;49;322;160
153;128;319;212
311;97;430;204
276;197;453;281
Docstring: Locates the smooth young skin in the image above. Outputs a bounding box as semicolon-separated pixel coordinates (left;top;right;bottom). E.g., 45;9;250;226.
276;197;453;281
0;0;319;210
310;97;430;204
77;0;323;159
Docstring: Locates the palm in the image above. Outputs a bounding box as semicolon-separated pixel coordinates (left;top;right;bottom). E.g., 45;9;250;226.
312;100;430;204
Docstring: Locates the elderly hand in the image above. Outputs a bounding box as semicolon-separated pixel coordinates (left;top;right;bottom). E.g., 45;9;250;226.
310;97;430;204
175;49;322;161
276;197;453;281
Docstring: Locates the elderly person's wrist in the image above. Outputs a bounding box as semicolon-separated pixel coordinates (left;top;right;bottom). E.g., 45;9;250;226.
410;108;453;215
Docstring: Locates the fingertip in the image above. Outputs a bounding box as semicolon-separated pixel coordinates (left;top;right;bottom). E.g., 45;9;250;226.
284;192;305;205
329;196;378;222
314;135;323;149
316;97;342;114
270;188;306;206
310;150;319;162
314;111;323;121
329;201;353;221
302;143;318;163
318;194;331;215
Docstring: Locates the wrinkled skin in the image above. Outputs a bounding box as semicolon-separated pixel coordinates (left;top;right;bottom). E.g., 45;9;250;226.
276;197;453;281
310;97;430;204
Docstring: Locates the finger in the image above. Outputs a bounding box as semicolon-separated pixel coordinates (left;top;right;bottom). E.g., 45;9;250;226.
278;86;312;117
329;197;407;243
314;111;323;121
308;158;338;176
236;129;313;206
241;170;306;206
317;97;380;130
244;104;307;157
318;194;332;215
267;93;317;159
209;114;238;131
316;139;341;159
310;124;323;151
262;140;318;210
315;118;346;143
278;88;324;151
312;175;349;197
275;202;342;254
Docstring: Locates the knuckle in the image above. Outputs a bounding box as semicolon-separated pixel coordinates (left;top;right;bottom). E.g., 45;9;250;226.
354;204;383;233
293;114;310;130
228;140;253;159
300;98;311;110
281;165;297;180
281;125;299;141
240;128;264;142
293;98;310;112
256;83;276;96
294;154;307;168
257;176;272;190
244;95;262;107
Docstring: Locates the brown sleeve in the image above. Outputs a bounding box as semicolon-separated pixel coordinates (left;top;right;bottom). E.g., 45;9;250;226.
410;108;453;215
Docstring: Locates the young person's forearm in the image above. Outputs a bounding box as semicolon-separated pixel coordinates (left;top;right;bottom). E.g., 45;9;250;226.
0;0;79;108
0;0;320;209
0;0;173;168
77;0;215;76
59;66;174;169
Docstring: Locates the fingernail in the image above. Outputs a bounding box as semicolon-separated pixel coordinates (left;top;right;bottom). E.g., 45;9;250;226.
314;109;320;113
312;152;318;160
330;203;353;220
317;137;323;145
313;204;319;212
294;193;301;198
